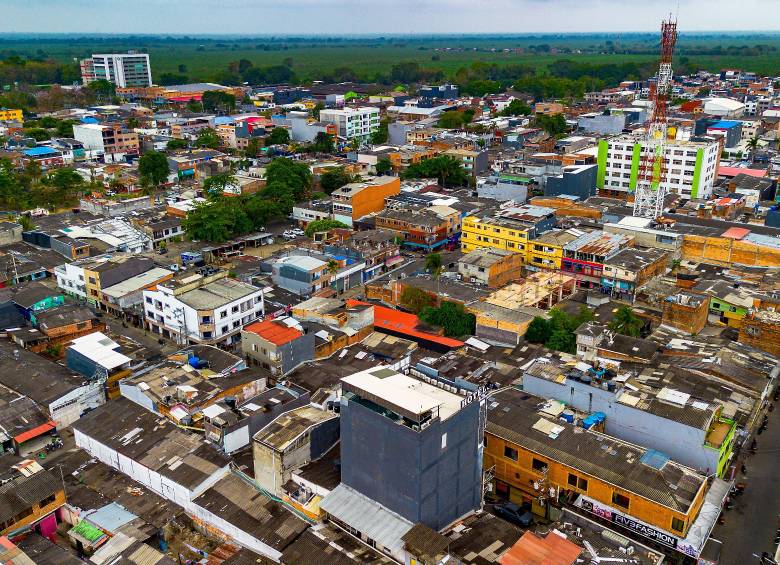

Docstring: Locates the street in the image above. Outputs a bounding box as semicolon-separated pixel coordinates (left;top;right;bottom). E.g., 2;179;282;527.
712;403;780;564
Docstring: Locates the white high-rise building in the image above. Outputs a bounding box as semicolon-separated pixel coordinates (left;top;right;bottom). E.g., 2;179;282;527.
596;134;720;201
319;106;380;144
80;52;152;87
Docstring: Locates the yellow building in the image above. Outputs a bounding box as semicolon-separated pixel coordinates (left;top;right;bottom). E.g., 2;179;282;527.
0;108;23;122
526;229;583;270
461;215;532;255
484;389;718;559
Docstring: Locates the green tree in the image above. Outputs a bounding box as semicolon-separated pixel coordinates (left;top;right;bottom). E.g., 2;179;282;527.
536;113;568;137
319;167;354;194
203;172;236;197
312;132;335;153
609;306;644;337
746;136;760;163
425;252;443;274
525;317;551;343
201;90;236;113
375;158;393;175
244;138;261;158
182;198;252;242
547;327;576;354
266;157;312;201
167;138;189;150
437;110;466;129
400;286;435;315
138;151;170;189
500;99;532;117
195;128;221;149
87;79;115;101
371;118;389;144
266;127;290;146
312;102;324;120
402;156;469;187
186;98;203;112
13;214;35;231
304;219;348;237
24;128;51;142
420;301;476;338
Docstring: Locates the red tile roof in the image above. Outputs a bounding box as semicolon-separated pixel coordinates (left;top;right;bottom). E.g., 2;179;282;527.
243;318;302;346
347;300;464;349
499;531;582;565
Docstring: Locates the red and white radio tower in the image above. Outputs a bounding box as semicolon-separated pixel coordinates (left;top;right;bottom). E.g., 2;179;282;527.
632;16;678;219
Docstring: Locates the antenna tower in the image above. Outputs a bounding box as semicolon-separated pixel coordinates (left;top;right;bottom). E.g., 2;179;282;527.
632;16;678;219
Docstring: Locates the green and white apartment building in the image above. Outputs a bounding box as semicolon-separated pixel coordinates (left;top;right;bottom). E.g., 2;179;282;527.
318;106;381;144
597;134;720;200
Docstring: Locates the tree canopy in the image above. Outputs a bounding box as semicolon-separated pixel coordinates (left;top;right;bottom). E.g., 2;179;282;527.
609;306;644;337
266;127;290;146
500;99;532;117
304;219;349;237
400;286;435;315
524;305;594;354
138;151;169;187
401;156;469;187
420;301;476;338
195;128;222;149
319;167;355;195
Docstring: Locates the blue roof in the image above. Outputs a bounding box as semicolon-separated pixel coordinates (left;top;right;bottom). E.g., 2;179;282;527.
709;120;740;129
84;502;136;533
23;146;59;157
640;449;670;470
80;116;99;124
213;116;235;125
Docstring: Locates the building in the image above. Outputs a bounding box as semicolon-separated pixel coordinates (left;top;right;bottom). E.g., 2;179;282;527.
443;148;489;176
661;292;710;335
596;135;720;199
476;173;530;203
601;247;669;301
562;231;634;289
252;405;340;497
271;255;330;297
0;108;23;122
56;255;158;307
65;331;132;398
321;366;483;549
241;316;315;376
702;97;745;118
526;229;584;270
545;164;598;200
143;271;265;347
460;205;557;255
80;52;152;87
318;107;380;143
484;388;728;561
331;176;400;227
375;205;459;251
418;84;459;101
738;309;780;357
72;123;140;163
0;461;66;540
457;248;523;287
705;120;743;148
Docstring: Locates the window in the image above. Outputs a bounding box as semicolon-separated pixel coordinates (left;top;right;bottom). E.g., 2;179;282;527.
612;492;630;509
39;493;57;507
145;297;152;304
532;458;548;472
567;473;588;492
220;311;227;319
671;517;685;533
504;446;518;461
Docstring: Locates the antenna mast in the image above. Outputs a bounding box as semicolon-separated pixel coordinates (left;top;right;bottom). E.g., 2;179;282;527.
632;16;678;219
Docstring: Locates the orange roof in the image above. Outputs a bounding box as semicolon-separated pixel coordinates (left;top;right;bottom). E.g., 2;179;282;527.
243;318;302;346
14;420;56;444
718;166;768;179
721;227;750;240
346;300;464;349
499;531;582;565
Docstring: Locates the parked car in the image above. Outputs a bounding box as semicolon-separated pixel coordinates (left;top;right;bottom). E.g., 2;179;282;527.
494;503;533;527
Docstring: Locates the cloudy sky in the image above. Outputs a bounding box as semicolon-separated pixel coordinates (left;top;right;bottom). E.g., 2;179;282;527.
2;0;777;34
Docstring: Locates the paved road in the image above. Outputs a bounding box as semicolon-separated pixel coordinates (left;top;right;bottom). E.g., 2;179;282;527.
712;403;780;564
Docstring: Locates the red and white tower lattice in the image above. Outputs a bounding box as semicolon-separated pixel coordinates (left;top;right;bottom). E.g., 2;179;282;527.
632;16;678;219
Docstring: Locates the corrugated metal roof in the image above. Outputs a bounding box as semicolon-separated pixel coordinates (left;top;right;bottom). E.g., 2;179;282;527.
319;484;413;556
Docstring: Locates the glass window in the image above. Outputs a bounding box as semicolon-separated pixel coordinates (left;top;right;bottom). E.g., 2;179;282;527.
504;446;518;461
568;473;588;491
612;492;630;509
671;517;685;533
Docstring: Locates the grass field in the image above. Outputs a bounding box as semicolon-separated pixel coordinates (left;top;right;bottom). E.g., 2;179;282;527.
2;34;780;83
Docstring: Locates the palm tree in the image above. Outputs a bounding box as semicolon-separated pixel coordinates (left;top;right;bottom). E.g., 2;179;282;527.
425;252;443;294
609;306;644;337
746;136;760;163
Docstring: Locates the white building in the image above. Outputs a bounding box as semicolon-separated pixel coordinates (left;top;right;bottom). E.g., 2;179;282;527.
319;106;380;143
143;272;266;347
597;134;720;200
72;123;140;163
702;97;745;118
80;52;152;87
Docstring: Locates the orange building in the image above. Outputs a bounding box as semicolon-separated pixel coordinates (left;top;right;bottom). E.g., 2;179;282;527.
331;175;400;226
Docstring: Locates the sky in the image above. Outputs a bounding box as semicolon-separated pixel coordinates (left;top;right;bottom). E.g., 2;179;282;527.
1;0;778;35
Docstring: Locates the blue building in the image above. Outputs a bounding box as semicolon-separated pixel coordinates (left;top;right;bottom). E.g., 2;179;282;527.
545;164;598;200
334;366;484;531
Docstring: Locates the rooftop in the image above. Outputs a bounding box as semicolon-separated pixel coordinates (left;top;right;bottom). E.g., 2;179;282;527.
487;389;707;513
342;366;464;423
254;405;338;452
243;317;304;346
177;277;260;310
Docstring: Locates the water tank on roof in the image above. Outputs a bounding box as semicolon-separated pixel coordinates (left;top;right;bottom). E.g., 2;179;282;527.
188;355;199;368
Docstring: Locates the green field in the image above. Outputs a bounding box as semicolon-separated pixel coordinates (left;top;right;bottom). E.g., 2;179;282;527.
2;33;780;84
